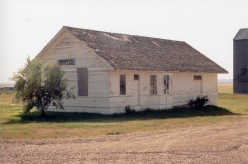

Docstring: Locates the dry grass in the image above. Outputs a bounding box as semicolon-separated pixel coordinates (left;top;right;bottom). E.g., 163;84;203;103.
0;87;247;140
218;84;233;94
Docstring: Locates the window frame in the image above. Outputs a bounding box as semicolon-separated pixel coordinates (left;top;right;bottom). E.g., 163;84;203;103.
164;75;170;94
194;75;202;80
150;75;157;95
120;75;126;95
134;74;139;80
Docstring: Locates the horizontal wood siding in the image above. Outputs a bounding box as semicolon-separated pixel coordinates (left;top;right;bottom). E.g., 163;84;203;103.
109;71;174;111
41;32;111;113
61;97;109;108
41;33;112;70
172;73;218;106
88;71;110;97
109;71;218;112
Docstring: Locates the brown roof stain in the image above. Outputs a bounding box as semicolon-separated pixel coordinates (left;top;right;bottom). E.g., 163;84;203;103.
64;26;228;73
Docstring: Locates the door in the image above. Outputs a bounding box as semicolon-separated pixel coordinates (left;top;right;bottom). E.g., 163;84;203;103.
194;75;202;96
133;74;140;106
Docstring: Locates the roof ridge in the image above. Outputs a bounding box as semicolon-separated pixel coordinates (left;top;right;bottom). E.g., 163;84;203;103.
64;26;185;43
63;26;227;73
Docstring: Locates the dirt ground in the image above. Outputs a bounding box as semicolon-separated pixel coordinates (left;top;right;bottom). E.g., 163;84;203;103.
1;119;248;164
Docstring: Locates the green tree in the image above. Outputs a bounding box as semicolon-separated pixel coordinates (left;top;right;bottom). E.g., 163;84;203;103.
10;57;75;117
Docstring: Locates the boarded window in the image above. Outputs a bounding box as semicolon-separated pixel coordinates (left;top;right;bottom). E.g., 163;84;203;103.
194;75;202;80
120;75;126;95
134;74;139;80
77;68;88;96
150;75;157;94
164;75;169;94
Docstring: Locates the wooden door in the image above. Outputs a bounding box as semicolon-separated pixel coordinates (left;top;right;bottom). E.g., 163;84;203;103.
133;75;140;106
194;76;202;96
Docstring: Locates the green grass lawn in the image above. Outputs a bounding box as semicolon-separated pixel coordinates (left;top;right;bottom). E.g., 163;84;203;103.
0;87;247;140
218;84;247;114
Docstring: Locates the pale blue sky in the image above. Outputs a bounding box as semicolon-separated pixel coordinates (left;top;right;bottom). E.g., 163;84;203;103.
1;0;247;84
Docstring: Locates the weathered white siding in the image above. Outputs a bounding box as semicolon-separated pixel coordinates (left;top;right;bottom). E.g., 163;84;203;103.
109;71;218;113
40;32;112;113
173;73;217;106
109;71;174;113
202;73;218;105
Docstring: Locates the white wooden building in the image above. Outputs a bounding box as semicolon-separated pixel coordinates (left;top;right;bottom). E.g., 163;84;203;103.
36;26;228;114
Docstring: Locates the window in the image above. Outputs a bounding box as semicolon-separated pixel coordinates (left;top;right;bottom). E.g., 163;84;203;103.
164;75;169;94
77;68;88;96
134;74;139;80
194;75;202;80
150;75;157;94
120;75;126;95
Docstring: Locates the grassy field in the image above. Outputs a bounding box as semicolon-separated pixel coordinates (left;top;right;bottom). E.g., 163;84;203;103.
218;84;248;115
218;84;233;94
0;85;247;140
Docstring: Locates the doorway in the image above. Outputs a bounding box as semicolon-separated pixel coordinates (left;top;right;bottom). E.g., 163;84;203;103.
194;75;202;96
133;74;140;106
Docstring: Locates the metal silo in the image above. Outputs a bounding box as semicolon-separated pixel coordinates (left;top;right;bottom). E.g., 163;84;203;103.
233;28;248;94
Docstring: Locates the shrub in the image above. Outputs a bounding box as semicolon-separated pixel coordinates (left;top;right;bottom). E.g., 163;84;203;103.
188;95;209;108
10;57;74;117
106;131;121;135
124;105;136;114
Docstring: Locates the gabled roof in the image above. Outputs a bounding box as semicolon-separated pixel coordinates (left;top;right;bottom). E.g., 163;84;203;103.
234;28;248;40
64;26;227;73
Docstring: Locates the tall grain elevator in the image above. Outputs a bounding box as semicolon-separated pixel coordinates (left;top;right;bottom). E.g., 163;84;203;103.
233;28;248;94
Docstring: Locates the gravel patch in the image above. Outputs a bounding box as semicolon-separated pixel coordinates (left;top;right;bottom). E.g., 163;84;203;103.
1;119;248;164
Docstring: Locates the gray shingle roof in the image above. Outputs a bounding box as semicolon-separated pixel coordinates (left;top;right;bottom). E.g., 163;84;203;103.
64;26;228;73
234;28;248;40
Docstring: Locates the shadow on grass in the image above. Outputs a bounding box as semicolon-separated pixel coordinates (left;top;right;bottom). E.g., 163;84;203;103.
4;105;240;124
